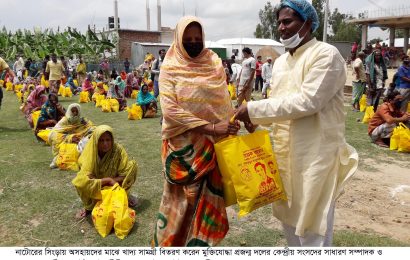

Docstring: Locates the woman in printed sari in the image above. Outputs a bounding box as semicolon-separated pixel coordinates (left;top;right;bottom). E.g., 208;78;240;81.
49;103;95;169
82;74;94;98
136;84;157;118
23;85;47;128
124;73;134;97
72;125;138;219
66;76;81;95
107;76;127;111
153;16;241;247
35;93;65;136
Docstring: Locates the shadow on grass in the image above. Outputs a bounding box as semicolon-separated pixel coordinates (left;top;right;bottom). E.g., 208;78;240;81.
133;198;152;214
0;126;32;133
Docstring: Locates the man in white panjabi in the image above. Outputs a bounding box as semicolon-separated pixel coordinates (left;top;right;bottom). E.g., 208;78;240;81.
235;0;358;246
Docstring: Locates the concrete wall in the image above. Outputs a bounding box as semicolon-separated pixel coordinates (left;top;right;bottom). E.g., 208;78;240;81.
329;41;352;60
118;30;161;60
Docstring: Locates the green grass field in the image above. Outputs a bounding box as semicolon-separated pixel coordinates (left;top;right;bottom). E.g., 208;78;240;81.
0;90;408;247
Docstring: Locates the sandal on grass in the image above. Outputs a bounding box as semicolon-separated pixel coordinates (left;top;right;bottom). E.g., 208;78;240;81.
128;194;139;208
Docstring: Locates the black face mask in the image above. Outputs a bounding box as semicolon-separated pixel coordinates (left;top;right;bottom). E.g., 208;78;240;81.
394;100;402;109
404;60;410;66
183;42;203;58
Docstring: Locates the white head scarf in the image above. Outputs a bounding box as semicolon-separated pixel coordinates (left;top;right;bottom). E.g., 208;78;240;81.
66;103;82;124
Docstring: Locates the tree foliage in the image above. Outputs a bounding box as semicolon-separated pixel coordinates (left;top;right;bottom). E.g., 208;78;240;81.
0;27;116;62
254;0;364;43
254;1;281;41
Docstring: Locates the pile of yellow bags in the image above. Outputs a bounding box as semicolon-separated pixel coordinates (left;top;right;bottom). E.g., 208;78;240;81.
110;99;120;112
62;87;73;98
362;106;374;124
359;94;367;112
37;129;52;144
214;130;287;217
6;82;13;91
127;104;143;120
227;84;236;100
55;142;80;171
390;123;410;153
95;94;105;108
92;183;136;239
79;91;90;103
101;99;111;113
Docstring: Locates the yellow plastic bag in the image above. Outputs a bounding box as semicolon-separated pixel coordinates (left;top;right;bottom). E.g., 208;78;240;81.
58;85;65;96
362;106;374;124
0;79;4;87
95;94;105;108
37;129;52;144
111;185;136;239
103;84;109;92
55;142;80;171
101;99;111;113
92;184;136;239
14;84;23;92
131;90;139;99
110;99;120;112
359;94;367;112
16;91;23;101
92;186;115;238
32;110;41;129
127;104;143;120
398;123;410;153
390;124;402;151
227;84;236;100
6;82;13;91
63;87;73;97
79;91;90;103
73;79;79;87
214;130;287;217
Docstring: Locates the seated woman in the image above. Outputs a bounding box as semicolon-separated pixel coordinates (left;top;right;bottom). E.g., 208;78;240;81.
82;74;94;98
124;73;134;98
92;82;107;102
49;103;95;168
72;125;138;219
136;84;157;118
66;76;81;95
23;85;47;128
107;76;127;111
35;93;65;136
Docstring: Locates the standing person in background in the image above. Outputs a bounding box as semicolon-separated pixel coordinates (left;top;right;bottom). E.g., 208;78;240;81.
46;53;65;94
76;57;87;87
60;56;69;84
261;57;273;99
235;0;358;246
351;51;367;111
151;49;166;98
236;47;256;107
351;41;358;55
0;56;16;109
230;61;242;92
396;55;410;113
366;49;387;111
13;55;25;74
100;58;110;80
124;58;131;74
42;55;50;78
254;55;263;92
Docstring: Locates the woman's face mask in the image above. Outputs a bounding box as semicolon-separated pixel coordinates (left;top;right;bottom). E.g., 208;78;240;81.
183;42;204;58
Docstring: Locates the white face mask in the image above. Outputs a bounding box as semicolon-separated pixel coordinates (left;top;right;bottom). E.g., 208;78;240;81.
280;21;307;49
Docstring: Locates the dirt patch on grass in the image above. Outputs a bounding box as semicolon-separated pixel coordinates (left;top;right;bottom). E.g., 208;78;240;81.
335;158;410;243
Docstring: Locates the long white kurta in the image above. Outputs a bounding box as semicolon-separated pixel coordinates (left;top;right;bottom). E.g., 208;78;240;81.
247;38;358;237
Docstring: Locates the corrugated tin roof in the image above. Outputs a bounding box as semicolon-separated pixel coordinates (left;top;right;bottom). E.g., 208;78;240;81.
216;38;283;47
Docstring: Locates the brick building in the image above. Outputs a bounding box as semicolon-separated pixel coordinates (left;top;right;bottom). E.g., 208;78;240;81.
118;29;161;60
